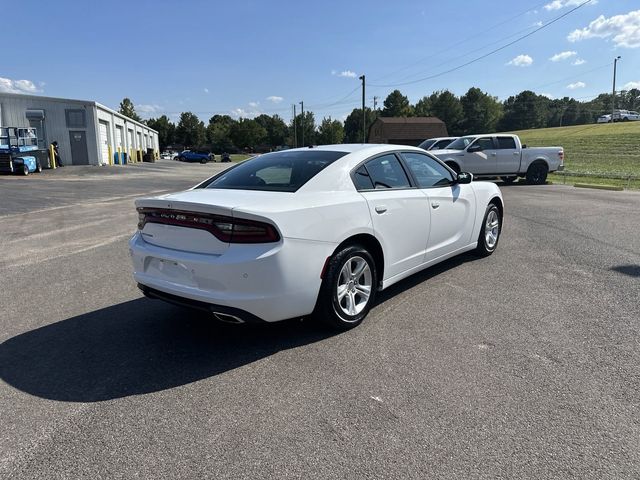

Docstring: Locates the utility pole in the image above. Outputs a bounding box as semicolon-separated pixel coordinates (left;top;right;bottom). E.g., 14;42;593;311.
612;56;621;121
373;96;378;111
359;74;366;143
292;104;297;148
299;101;304;147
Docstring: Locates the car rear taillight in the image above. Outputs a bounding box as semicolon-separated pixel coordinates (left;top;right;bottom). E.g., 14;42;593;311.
559;150;564;164
137;208;280;243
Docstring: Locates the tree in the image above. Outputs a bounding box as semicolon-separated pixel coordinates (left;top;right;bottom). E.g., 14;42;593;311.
254;114;289;147
428;90;463;135
175;112;206;147
459;87;502;134
229;118;267;150
146;115;175;151
498;91;548;131
290;111;316;147
317;117;345;145
118;98;142;122
413;96;432;116
381;90;413;117
343;107;377;143
206;115;236;152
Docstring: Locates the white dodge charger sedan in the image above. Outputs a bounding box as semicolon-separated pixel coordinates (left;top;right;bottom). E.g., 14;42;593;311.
130;144;503;329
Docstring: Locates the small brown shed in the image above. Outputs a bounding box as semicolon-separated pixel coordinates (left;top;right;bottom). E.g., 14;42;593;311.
368;117;448;146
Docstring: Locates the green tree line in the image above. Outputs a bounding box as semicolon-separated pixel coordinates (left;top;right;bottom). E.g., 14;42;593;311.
121;87;639;152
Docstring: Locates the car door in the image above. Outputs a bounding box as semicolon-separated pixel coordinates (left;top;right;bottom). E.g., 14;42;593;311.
495;136;521;173
463;137;497;174
355;154;430;280
400;152;476;262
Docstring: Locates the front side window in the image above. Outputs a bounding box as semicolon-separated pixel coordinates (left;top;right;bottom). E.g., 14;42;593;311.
473;137;495;151
202;150;347;192
361;154;411;189
402;152;454;188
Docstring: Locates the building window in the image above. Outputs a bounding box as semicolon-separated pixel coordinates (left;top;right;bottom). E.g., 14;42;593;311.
65;109;86;128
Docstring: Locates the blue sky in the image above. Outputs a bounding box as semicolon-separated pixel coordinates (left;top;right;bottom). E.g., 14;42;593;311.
2;0;639;122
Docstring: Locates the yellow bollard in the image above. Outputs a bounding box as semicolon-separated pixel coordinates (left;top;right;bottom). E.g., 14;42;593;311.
49;144;56;170
117;146;121;165
108;145;113;166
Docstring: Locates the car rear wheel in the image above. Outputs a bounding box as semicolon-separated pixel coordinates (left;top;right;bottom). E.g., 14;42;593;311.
314;245;377;330
525;162;548;185
22;164;29;176
36;162;42;173
474;203;501;257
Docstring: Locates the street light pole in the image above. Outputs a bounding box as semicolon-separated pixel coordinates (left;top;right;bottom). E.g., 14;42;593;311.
612;56;621;122
299;101;304;147
359;75;366;143
293;104;297;148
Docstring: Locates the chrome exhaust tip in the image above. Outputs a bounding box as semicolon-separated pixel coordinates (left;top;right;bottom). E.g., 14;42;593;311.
212;311;245;324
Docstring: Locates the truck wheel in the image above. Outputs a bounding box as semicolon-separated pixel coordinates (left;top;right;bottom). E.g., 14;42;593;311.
22;165;30;176
525;163;548;185
445;162;460;174
36;162;42;173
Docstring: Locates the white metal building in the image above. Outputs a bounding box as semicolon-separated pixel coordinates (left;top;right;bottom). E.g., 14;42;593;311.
0;92;158;166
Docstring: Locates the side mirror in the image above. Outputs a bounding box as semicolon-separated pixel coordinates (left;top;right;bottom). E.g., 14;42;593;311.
467;144;482;153
455;172;473;184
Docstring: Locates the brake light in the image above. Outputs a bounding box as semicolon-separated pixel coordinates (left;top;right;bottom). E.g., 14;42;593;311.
559;150;564;164
137;208;280;243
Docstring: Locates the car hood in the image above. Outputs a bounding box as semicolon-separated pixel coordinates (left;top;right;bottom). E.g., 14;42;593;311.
429;149;461;155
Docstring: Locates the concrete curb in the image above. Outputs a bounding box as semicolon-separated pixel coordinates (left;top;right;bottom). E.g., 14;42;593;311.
574;183;624;191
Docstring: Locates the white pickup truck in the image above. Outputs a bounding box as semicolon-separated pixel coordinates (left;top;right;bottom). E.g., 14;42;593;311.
429;134;564;184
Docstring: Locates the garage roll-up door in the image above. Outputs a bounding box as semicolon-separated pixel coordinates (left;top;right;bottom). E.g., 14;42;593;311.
99;121;110;165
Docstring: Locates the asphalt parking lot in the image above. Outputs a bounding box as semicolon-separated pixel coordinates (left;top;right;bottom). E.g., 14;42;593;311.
1;160;639;479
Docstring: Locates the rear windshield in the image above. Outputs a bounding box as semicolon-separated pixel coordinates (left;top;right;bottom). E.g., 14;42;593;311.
200;150;347;192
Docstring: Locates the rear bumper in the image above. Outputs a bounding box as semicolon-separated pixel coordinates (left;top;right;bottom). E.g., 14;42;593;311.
129;232;335;322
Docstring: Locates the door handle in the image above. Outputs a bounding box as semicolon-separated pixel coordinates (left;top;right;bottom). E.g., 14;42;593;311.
375;205;387;214
513;152;520;155
491;152;497;157
431;202;440;209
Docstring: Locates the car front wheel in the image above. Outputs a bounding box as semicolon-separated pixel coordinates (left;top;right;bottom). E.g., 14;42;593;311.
314;245;377;329
474;203;501;257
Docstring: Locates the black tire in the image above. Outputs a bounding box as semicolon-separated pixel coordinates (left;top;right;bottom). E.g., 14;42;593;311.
446;162;460;174
313;245;377;330
200;158;206;164
474;203;501;257
501;176;517;184
22;164;29;176
525;162;548;185
36;162;42;173
622;117;629;122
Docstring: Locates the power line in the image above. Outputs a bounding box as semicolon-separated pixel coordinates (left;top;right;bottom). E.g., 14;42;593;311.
369;0;593;88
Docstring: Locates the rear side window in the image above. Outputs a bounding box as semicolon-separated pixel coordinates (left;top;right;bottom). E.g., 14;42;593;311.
361;154;411;189
496;137;517;149
353;165;374;190
434;139;452;149
201;150;347;192
418;139;435;150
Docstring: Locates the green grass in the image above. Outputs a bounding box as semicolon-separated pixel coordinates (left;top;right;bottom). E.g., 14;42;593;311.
508;122;640;188
230;154;251;162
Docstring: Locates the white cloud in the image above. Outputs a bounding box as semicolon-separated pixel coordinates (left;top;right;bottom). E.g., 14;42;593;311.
545;0;597;11
507;54;533;67
572;58;586;65
623;81;640;90
0;77;41;94
540;92;555;99
568;10;640;48
230;107;261;119
204;88;209;94
550;50;577;61
266;95;283;103
248;101;259;108
567;81;586;89
136;104;162;114
533;21;544;27
332;69;357;78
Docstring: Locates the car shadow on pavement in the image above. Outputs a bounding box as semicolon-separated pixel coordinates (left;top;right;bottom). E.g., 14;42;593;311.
0;300;336;403
611;264;640;277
